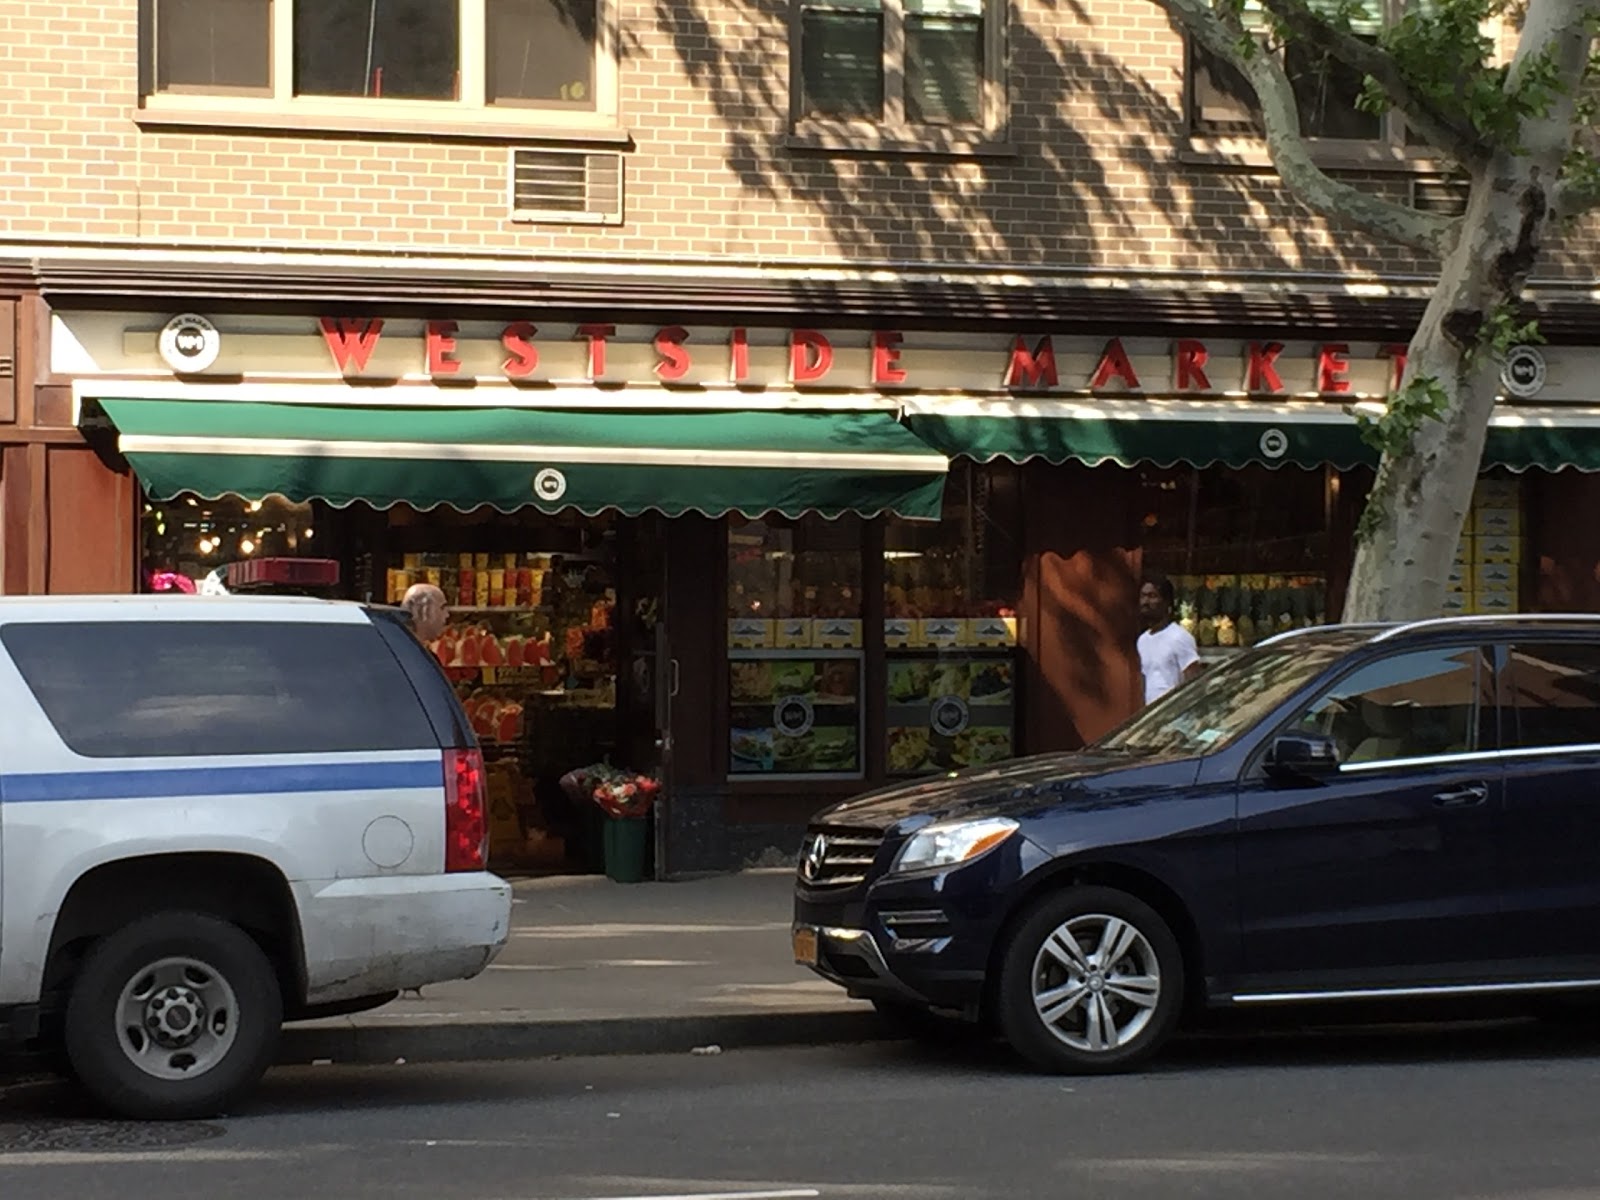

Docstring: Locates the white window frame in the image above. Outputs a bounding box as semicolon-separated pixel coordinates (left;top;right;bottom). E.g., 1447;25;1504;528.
137;0;622;140
1183;0;1447;169
787;0;1011;156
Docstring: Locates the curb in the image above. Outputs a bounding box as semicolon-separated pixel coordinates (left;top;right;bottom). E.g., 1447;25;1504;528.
275;1008;891;1067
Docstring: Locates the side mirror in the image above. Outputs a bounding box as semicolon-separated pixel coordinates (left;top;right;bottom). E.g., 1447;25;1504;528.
1266;733;1341;778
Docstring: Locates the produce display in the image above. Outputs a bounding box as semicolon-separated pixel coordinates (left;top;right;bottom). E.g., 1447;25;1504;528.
1170;573;1328;649
389;547;620;870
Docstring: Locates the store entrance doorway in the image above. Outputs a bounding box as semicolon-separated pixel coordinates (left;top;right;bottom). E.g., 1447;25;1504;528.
384;508;670;876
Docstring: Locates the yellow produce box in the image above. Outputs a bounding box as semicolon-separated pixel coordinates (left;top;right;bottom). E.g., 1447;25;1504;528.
814;619;863;649
1476;536;1522;565
970;616;1019;647
1475;507;1522;538
883;618;919;649
774;619;813;649
1473;477;1520;508
728;618;774;649
918;617;966;649
1476;562;1517;590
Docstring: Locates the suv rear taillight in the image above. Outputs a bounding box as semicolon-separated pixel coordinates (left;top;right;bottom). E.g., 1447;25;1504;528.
444;748;488;872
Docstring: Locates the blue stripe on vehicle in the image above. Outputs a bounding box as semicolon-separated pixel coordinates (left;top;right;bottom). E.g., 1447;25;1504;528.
0;758;443;803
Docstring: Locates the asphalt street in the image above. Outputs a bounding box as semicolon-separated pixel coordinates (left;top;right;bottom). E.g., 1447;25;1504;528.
7;1019;1600;1200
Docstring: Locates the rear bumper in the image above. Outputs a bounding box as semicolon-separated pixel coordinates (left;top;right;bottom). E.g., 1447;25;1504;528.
295;871;513;1005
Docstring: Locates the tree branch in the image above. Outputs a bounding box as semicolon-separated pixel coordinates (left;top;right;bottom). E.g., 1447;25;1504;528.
1254;0;1492;169
1158;0;1462;256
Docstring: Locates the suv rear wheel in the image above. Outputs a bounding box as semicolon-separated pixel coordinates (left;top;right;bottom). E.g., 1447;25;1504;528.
998;886;1183;1073
63;911;283;1120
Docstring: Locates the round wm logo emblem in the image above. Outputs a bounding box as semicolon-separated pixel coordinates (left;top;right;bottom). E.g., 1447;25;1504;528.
533;468;568;502
1502;345;1547;399
1258;428;1289;460
158;313;221;374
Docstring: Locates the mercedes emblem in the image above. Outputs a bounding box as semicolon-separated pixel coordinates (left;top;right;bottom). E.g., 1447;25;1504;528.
802;833;829;881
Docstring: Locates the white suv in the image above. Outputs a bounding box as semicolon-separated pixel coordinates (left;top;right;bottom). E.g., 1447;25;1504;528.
0;595;513;1119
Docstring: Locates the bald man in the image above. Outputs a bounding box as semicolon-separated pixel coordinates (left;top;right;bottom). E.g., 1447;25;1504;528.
401;582;449;644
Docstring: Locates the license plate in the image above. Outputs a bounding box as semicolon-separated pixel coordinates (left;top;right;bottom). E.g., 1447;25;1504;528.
793;926;819;966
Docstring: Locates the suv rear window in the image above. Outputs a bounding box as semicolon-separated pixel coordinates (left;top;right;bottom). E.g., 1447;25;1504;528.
1;619;437;758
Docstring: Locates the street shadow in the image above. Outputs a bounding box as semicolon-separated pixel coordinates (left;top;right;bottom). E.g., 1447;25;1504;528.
863;1007;1600;1076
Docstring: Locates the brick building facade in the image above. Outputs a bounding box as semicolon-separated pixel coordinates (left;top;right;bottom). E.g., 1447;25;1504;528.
2;0;1598;872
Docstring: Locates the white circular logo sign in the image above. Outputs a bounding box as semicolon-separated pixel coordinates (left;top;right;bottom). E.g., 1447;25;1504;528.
158;313;221;374
773;696;816;738
1502;345;1547;399
1258;428;1289;460
533;468;568;502
930;695;971;738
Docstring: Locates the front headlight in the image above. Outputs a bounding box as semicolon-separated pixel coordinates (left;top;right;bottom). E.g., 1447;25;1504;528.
892;817;1020;874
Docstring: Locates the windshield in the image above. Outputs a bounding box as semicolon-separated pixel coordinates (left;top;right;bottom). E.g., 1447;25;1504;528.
1097;639;1354;757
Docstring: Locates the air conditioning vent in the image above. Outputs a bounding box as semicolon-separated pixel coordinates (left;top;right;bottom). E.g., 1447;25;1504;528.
509;149;624;225
0;355;13;378
1412;174;1471;217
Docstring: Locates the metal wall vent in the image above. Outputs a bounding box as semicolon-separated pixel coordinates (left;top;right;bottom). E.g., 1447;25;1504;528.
509;149;624;225
1411;174;1471;217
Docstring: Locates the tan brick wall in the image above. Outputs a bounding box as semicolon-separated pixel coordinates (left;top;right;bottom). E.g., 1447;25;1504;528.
0;0;1591;280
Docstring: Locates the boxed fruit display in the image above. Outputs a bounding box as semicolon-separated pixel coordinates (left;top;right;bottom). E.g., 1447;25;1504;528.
1173;573;1327;649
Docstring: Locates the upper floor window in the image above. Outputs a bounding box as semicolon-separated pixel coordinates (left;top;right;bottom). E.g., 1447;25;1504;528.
145;0;615;128
792;0;1007;144
1188;0;1409;150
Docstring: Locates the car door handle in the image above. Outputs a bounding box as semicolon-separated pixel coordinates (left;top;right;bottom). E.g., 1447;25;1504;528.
1433;784;1488;809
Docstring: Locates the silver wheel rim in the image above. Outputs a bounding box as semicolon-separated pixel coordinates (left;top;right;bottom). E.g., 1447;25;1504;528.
1031;913;1162;1053
115;956;241;1082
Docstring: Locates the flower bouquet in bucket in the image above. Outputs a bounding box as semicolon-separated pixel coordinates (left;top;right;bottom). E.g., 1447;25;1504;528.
564;761;660;882
586;764;660;821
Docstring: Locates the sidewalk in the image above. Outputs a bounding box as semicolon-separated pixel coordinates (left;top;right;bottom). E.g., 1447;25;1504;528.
278;869;888;1066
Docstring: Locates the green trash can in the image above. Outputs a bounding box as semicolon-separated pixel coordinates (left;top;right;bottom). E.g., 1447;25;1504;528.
603;815;650;883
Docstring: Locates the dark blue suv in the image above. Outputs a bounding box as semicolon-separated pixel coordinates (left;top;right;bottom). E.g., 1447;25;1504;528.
794;616;1600;1073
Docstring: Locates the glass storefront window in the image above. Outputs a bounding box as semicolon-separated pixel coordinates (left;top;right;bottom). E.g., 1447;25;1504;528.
1137;465;1330;651
882;461;1022;776
142;493;319;592
727;516;864;778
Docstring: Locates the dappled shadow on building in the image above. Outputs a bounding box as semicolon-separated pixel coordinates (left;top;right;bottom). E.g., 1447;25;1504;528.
639;0;1435;284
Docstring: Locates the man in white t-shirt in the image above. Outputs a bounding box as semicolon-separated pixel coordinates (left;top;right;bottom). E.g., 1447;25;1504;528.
1137;572;1201;706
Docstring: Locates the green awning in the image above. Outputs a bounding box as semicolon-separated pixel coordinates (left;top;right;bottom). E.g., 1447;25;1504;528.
902;399;1600;473
95;399;950;520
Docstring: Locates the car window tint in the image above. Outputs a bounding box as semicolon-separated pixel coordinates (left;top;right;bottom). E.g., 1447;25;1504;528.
0;620;435;758
1289;646;1488;766
1505;642;1600;750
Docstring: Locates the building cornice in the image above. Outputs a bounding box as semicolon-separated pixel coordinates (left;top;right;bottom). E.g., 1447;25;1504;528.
3;241;1597;336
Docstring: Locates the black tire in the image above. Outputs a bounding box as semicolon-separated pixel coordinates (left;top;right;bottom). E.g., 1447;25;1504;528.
998;885;1184;1074
871;998;990;1045
63;911;283;1120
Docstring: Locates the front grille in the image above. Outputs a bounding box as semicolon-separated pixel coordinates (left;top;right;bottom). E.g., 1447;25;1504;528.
798;825;885;888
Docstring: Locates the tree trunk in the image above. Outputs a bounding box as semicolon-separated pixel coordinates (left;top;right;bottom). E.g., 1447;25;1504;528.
1338;190;1514;623
1341;0;1592;623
